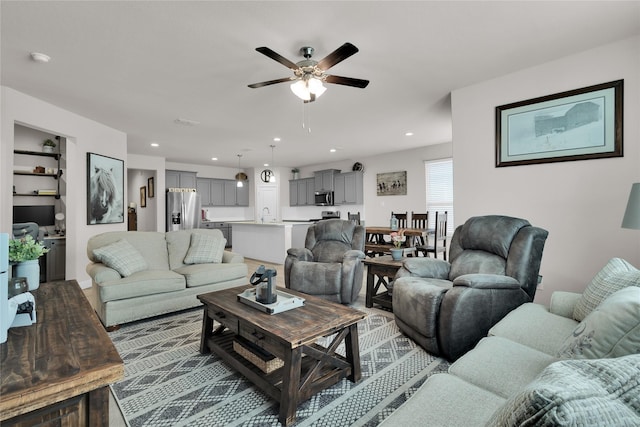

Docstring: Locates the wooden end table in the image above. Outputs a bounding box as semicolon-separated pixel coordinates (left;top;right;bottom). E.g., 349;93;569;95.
364;255;405;309
0;280;123;426
198;285;366;426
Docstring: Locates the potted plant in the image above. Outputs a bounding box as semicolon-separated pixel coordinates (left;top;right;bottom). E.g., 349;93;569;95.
389;230;406;260
291;168;300;180
9;235;49;290
42;138;56;153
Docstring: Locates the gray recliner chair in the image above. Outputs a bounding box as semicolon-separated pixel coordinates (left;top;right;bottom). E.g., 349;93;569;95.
392;215;548;361
285;219;366;304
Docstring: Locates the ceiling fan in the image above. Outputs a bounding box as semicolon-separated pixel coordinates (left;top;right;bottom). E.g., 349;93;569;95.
248;42;369;102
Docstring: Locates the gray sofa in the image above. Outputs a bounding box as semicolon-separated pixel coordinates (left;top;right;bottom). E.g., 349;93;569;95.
381;257;640;426
86;229;248;327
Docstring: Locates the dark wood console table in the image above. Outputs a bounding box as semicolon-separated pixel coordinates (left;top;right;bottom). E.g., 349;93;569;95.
0;280;123;426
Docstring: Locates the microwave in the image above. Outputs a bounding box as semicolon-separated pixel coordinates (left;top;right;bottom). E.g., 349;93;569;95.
315;191;334;206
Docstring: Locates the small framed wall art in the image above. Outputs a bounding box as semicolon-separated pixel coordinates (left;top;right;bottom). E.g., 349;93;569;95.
496;80;623;167
148;176;155;198
140;186;147;208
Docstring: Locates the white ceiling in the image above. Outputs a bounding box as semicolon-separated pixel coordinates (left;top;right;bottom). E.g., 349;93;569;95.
2;1;639;169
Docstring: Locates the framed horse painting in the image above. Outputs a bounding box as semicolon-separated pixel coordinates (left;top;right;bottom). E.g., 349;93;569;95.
87;152;125;225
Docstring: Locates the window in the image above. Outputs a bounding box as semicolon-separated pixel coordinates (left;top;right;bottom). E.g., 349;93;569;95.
425;158;454;236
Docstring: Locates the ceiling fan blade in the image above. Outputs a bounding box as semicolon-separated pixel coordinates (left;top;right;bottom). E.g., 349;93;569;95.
316;42;359;71
248;77;293;89
255;47;299;71
324;75;370;88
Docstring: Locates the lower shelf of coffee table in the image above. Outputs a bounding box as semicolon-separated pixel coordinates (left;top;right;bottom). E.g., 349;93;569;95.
205;330;350;404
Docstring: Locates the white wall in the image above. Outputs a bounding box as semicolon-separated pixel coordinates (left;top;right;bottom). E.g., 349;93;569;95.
127;154;166;232
1;87;128;288
451;36;640;305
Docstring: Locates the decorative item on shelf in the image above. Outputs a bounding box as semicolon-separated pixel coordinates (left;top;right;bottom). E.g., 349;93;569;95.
33;166;45;174
55;212;65;235
352;162;364;172
291;168;300;180
42;138;56;153
8;235;49;291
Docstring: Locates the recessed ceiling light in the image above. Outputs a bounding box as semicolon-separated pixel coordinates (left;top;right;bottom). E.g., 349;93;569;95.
330;148;337;153
273;137;281;142
30;52;51;63
211;157;218;161
150;142;159;147
264;163;269;167
174;118;200;126
405;132;414;136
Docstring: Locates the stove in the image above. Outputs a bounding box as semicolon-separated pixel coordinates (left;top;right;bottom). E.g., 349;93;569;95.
309;210;341;222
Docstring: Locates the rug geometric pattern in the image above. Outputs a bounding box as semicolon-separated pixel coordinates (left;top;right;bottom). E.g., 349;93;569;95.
109;306;449;426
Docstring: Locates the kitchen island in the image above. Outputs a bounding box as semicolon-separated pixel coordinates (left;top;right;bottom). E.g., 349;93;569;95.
231;221;312;264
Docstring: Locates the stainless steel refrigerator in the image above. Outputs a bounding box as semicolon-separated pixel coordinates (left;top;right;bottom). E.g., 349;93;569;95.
166;191;201;231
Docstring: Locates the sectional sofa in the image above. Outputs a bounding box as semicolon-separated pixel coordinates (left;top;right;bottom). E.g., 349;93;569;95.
381;257;640;426
86;228;248;327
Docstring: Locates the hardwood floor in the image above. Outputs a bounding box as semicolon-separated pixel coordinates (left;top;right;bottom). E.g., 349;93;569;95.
86;256;370;426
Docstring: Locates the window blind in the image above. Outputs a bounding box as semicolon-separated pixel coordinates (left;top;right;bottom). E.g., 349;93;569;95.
425;158;454;236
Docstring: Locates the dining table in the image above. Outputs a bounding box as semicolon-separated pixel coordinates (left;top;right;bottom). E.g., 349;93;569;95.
364;226;434;257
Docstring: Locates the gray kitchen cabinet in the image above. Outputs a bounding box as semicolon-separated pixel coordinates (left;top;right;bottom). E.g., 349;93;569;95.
200;221;231;247
289;180;299;206
44;237;65;281
210;180;225;206
166;170;197;189
196;178;211;206
224;180;237;206
314;169;340;192
236;181;249;206
290;178;315;206
334;171;363;205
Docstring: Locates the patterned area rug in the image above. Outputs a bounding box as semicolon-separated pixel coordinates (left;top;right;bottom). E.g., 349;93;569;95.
109;306;449;426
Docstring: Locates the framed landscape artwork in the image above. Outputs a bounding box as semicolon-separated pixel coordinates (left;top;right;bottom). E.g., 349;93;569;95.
87;152;124;225
496;80;623;167
377;171;407;196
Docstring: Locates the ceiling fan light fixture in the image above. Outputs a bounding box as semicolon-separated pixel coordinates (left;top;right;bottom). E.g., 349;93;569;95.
290;80;311;101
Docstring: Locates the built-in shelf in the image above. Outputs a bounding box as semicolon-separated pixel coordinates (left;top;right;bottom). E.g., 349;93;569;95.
14;149;61;160
13;193;60;198
13;171;61;179
13;149;62;199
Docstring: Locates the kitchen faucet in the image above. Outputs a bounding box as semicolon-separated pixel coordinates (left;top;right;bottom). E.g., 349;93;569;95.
261;207;270;223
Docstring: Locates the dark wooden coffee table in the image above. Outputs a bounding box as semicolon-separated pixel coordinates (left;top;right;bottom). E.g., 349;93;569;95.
364;255;405;309
198;285;366;426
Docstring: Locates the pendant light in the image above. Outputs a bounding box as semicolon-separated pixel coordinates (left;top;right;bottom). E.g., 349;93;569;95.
236;154;243;188
269;145;276;183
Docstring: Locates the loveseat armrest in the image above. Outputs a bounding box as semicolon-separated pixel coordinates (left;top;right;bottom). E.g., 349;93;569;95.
549;291;582;319
86;262;120;284
222;250;244;264
453;274;520;289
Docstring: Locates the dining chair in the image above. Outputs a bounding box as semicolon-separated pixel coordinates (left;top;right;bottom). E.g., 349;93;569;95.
416;211;448;260
347;212;361;225
411;212;429;246
391;211;407;228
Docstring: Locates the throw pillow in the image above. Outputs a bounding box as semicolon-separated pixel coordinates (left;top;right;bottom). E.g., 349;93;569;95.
573;258;640;321
93;239;148;277
557;287;640;359
183;233;226;264
487;354;640;427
